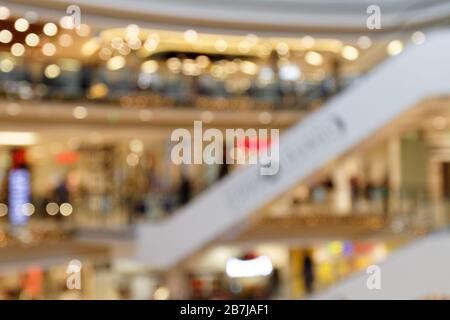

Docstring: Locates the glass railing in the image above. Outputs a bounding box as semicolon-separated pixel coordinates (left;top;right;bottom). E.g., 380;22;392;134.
0;58;359;112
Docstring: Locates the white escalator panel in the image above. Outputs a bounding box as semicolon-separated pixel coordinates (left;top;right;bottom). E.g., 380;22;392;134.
137;30;450;268
313;231;450;299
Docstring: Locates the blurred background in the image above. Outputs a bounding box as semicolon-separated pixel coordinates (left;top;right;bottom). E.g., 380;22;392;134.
0;0;449;300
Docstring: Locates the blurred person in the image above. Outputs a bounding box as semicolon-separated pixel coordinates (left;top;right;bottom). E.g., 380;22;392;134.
218;144;229;180
54;176;70;205
178;172;192;206
303;250;315;295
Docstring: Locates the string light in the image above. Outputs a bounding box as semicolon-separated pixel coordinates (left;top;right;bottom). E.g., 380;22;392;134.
0;30;12;43
25;33;40;47
15;18;30;32
43;23;58;36
42;43;56;56
11;43;25;56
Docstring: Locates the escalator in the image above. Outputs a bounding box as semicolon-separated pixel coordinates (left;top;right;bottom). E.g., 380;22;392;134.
136;30;450;269
312;230;450;299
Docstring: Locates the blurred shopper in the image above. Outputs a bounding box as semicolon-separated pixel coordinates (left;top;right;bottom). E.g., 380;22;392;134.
218;144;229;180
178;173;192;206
303;250;315;295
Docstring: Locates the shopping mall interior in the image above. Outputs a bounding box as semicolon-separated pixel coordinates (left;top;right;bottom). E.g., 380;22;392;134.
0;0;450;300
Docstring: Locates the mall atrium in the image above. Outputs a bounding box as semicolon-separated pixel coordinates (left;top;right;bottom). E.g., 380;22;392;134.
0;0;449;300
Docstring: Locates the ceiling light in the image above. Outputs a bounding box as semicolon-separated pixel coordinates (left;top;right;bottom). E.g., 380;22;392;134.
25;33;40;47
341;45;359;61
411;31;426;45
276;42;289;56
0;30;12;43
357;36;372;49
0;58;14;72
141;60;158;74
107;55;126;71
215;39;228;52
44;64;61;79
60;16;74;29
184;29;198;43
42;43;56;56
73;106;88;119
0;132;38;146
0;7;10;20
301;36;315;49
11;43;25;56
58;33;73;47
14;18;29;32
43;23;58;36
76;24;91;37
305;51;323;66
387;40;403;56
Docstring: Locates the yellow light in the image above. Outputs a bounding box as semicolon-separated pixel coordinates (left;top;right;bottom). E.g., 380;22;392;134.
341;45;359;61
44;64;61;79
182;59;201;76
25;33;40;47
0;58;14;72
328;241;344;256
126;153;139;166
167;57;181;73
128;37;142;50
42;43;56;56
129;139;144;153
153;286;170;300
141;60;158;73
238;41;251;54
118;44;131;56
111;37;124;50
245;33;258;45
81;39;100;57
305;51;323;66
276;42;289;56
88;83;109;99
60;16;74;29
240;60;258;75
43;23;58;36
107;55;126;71
215;39;228;52
144;38;158;52
357;36;372;49
184;29;198;43
99;47;112;60
73;106;88;119
58;33;73;47
0;30;12;43
301;35;315;49
126;24;140;38
196;55;210;69
0;132;38;145
0;7;10;20
14;18;29;32
148;33;160;42
11;43;25;57
76;24;91;37
387;40;403;56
